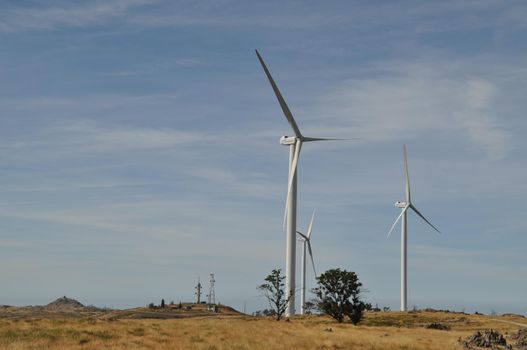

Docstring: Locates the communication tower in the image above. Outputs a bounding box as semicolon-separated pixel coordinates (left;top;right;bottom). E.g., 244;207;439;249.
195;277;202;304
207;273;216;305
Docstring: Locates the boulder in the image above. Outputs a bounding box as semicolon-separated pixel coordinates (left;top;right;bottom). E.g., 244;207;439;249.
460;330;510;349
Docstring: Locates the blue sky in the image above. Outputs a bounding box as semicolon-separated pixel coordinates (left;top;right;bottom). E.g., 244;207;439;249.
0;0;526;314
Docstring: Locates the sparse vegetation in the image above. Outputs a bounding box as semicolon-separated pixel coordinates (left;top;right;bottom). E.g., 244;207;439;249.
0;311;525;349
1;298;526;349
426;322;451;330
252;309;276;317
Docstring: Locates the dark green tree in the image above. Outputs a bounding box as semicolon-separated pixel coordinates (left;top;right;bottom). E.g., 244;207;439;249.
313;268;367;324
161;299;165;308
257;268;292;321
303;300;317;315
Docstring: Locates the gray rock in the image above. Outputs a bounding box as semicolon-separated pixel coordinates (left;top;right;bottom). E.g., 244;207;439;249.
461;330;509;349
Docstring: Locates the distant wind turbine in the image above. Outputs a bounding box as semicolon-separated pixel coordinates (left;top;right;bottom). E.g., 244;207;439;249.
387;144;440;311
297;209;317;315
255;49;352;316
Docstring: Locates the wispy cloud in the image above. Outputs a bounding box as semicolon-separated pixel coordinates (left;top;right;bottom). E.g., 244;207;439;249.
0;117;283;202
49;119;202;152
315;62;514;160
0;118;204;158
1;0;523;42
0;207;184;238
102;58;203;77
0;0;155;32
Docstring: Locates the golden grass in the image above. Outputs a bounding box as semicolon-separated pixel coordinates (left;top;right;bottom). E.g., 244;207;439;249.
0;311;525;349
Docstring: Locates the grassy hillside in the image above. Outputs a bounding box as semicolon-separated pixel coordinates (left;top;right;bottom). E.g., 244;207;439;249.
0;310;525;349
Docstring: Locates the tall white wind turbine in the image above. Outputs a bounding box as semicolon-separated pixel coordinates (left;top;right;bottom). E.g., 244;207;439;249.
297;209;317;315
387;144;440;311
256;50;349;316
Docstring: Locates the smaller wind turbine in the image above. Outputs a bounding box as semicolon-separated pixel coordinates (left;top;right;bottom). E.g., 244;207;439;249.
387;144;440;312
297;209;317;315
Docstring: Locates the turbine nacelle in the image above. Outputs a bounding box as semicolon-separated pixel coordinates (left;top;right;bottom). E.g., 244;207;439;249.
395;201;407;208
280;136;297;145
280;136;331;145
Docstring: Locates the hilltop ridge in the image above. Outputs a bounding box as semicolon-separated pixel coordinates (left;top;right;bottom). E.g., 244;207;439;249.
0;297;240;320
45;296;84;310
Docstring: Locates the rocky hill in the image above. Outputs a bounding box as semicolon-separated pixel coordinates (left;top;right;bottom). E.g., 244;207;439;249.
45;296;85;310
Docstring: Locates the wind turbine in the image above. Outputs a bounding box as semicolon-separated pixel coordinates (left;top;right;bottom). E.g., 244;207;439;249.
387;144;440;311
297;209;317;315
255;50;348;316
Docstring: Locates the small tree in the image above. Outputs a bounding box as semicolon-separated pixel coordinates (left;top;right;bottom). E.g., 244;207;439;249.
161;299;165;308
313;268;367;324
304;301;316;315
257;268;292;321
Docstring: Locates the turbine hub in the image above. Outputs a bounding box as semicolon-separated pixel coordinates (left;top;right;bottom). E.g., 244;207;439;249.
280;136;297;145
395;201;407;208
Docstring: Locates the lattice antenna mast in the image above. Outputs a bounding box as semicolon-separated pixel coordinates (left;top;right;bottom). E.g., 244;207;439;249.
207;273;216;305
195;277;202;304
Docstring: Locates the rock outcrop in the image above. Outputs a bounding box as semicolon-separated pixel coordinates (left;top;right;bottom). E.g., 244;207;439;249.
45;296;85;310
460;330;510;349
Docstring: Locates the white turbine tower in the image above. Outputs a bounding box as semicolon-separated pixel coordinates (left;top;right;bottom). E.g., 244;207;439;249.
256;50;349;316
387;144;440;311
297;209;317;315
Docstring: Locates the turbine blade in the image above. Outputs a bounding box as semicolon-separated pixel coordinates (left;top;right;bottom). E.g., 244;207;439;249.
403;144;411;204
307;241;317;278
296;231;308;240
283;140;302;229
306;209;316;239
302;137;360;142
387;205;409;238
255;50;303;138
410;204;440;234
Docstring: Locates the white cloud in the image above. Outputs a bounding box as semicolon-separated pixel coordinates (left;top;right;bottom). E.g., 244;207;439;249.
316;63;513;160
466;79;495;109
52;120;201;152
0;0;154;32
0;208;170;237
0;118;206;159
0;117;284;197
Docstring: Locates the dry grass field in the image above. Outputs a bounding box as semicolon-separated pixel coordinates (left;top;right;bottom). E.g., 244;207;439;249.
0;307;526;350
